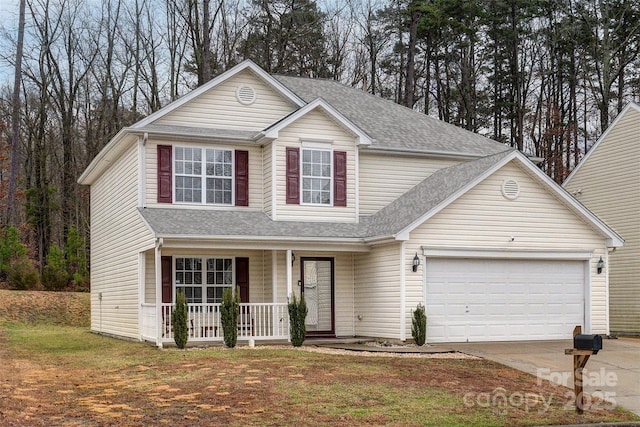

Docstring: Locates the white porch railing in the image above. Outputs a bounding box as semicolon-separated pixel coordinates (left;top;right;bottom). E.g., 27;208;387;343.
152;303;289;343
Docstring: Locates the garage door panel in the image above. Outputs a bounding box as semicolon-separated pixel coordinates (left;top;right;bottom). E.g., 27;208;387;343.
425;258;585;343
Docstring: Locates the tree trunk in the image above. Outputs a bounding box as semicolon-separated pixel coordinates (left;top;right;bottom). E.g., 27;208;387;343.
6;0;26;227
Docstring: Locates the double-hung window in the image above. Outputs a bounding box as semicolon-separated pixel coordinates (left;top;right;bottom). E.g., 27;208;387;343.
175;257;233;304
301;148;332;205
174;147;233;205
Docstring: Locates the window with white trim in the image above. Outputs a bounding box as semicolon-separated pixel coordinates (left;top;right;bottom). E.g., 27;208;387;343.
175;257;233;304
174;147;233;205
302;148;331;205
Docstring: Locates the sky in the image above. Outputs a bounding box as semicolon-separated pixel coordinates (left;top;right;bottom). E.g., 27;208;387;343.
0;0;22;83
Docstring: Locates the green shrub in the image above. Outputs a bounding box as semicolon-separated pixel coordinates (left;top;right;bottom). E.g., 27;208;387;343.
42;245;70;291
172;290;189;349
7;256;39;290
221;287;239;348
411;303;427;346
65;226;89;286
0;226;27;273
288;293;307;347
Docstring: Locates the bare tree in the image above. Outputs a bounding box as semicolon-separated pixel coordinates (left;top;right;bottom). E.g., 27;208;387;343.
5;0;26;227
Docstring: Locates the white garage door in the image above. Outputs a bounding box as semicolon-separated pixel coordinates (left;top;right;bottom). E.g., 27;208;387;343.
425;258;586;343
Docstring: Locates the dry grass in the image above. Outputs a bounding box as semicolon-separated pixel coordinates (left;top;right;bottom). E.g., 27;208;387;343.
0;290;638;426
0;289;90;327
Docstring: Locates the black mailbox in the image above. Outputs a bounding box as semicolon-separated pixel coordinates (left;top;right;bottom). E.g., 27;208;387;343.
574;334;603;353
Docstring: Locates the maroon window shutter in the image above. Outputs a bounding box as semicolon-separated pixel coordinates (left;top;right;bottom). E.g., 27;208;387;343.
333;151;347;207
161;256;172;303
235;150;249;206
157;145;172;203
236;257;250;303
286;147;300;204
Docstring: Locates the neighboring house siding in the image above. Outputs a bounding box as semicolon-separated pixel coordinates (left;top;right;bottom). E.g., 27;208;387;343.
144;140;264;211
359;152;460;215
354;242;402;339
154;69;296;130
565;108;640;333
275;110;358;222
90;144;154;339
407;161;609;334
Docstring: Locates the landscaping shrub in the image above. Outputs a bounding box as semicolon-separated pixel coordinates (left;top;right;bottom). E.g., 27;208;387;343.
7;256;39;290
172;290;189;349
221;287;240;348
412;303;427;346
288;293;307;347
42;245;70;291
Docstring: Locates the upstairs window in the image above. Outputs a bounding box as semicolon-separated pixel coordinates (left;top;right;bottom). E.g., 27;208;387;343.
174;147;233;205
302;149;332;205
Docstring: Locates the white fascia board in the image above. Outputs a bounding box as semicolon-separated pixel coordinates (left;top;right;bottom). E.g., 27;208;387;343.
262;98;374;146
133;59;305;129
160;236;370;252
361;146;499;160
398;150;624;247
422;247;593;260
564;101;640;185
78;129;136;185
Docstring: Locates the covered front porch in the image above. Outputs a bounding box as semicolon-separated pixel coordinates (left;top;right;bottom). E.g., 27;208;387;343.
139;240;369;347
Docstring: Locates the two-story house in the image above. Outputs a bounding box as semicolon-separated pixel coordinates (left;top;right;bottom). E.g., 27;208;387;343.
79;60;623;347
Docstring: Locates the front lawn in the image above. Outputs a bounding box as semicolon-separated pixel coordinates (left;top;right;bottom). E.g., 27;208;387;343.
0;322;637;426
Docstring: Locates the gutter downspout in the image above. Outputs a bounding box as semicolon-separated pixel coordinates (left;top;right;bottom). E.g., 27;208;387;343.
400;241;406;341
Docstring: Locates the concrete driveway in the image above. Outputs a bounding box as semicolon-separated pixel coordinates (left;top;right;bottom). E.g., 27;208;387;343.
445;338;640;416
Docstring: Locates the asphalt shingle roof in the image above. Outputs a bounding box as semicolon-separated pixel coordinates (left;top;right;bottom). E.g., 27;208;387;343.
139;151;515;240
274;75;509;157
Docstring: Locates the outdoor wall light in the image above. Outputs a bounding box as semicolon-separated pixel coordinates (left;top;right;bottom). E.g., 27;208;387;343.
412;253;421;272
597;257;604;274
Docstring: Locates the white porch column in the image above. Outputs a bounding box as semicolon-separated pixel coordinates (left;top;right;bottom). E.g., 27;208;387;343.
272;250;278;303
154;238;163;348
286;249;293;300
400;241;406;341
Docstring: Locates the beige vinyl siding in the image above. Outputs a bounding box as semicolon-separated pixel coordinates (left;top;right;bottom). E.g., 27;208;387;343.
407;161;610;334
144;250;156;304
565;107;640;334
275;110;358;222
145;140;264;211
354;242;402;339
161;249;267;303
359;152;460;215
154;69;296;130
264;141;273;216
90;144;154;339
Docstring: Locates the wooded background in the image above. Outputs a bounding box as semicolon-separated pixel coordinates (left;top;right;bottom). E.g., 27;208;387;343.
1;0;639;288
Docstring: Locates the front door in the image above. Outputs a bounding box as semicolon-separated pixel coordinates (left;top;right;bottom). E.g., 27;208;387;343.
300;258;334;337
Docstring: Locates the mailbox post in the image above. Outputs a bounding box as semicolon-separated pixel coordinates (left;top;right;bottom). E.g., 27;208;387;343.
564;325;602;414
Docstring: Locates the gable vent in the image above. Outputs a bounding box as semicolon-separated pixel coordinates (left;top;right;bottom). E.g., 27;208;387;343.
236;85;256;105
501;179;520;200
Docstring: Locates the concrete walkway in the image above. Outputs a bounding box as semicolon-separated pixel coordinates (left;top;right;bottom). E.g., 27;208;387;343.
444;338;640;416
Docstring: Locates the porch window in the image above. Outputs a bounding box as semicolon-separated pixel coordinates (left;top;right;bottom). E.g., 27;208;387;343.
174;257;233;304
302;148;331;205
174;147;233;205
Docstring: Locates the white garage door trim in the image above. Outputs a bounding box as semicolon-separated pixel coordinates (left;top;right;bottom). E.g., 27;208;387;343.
421;249;592;342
